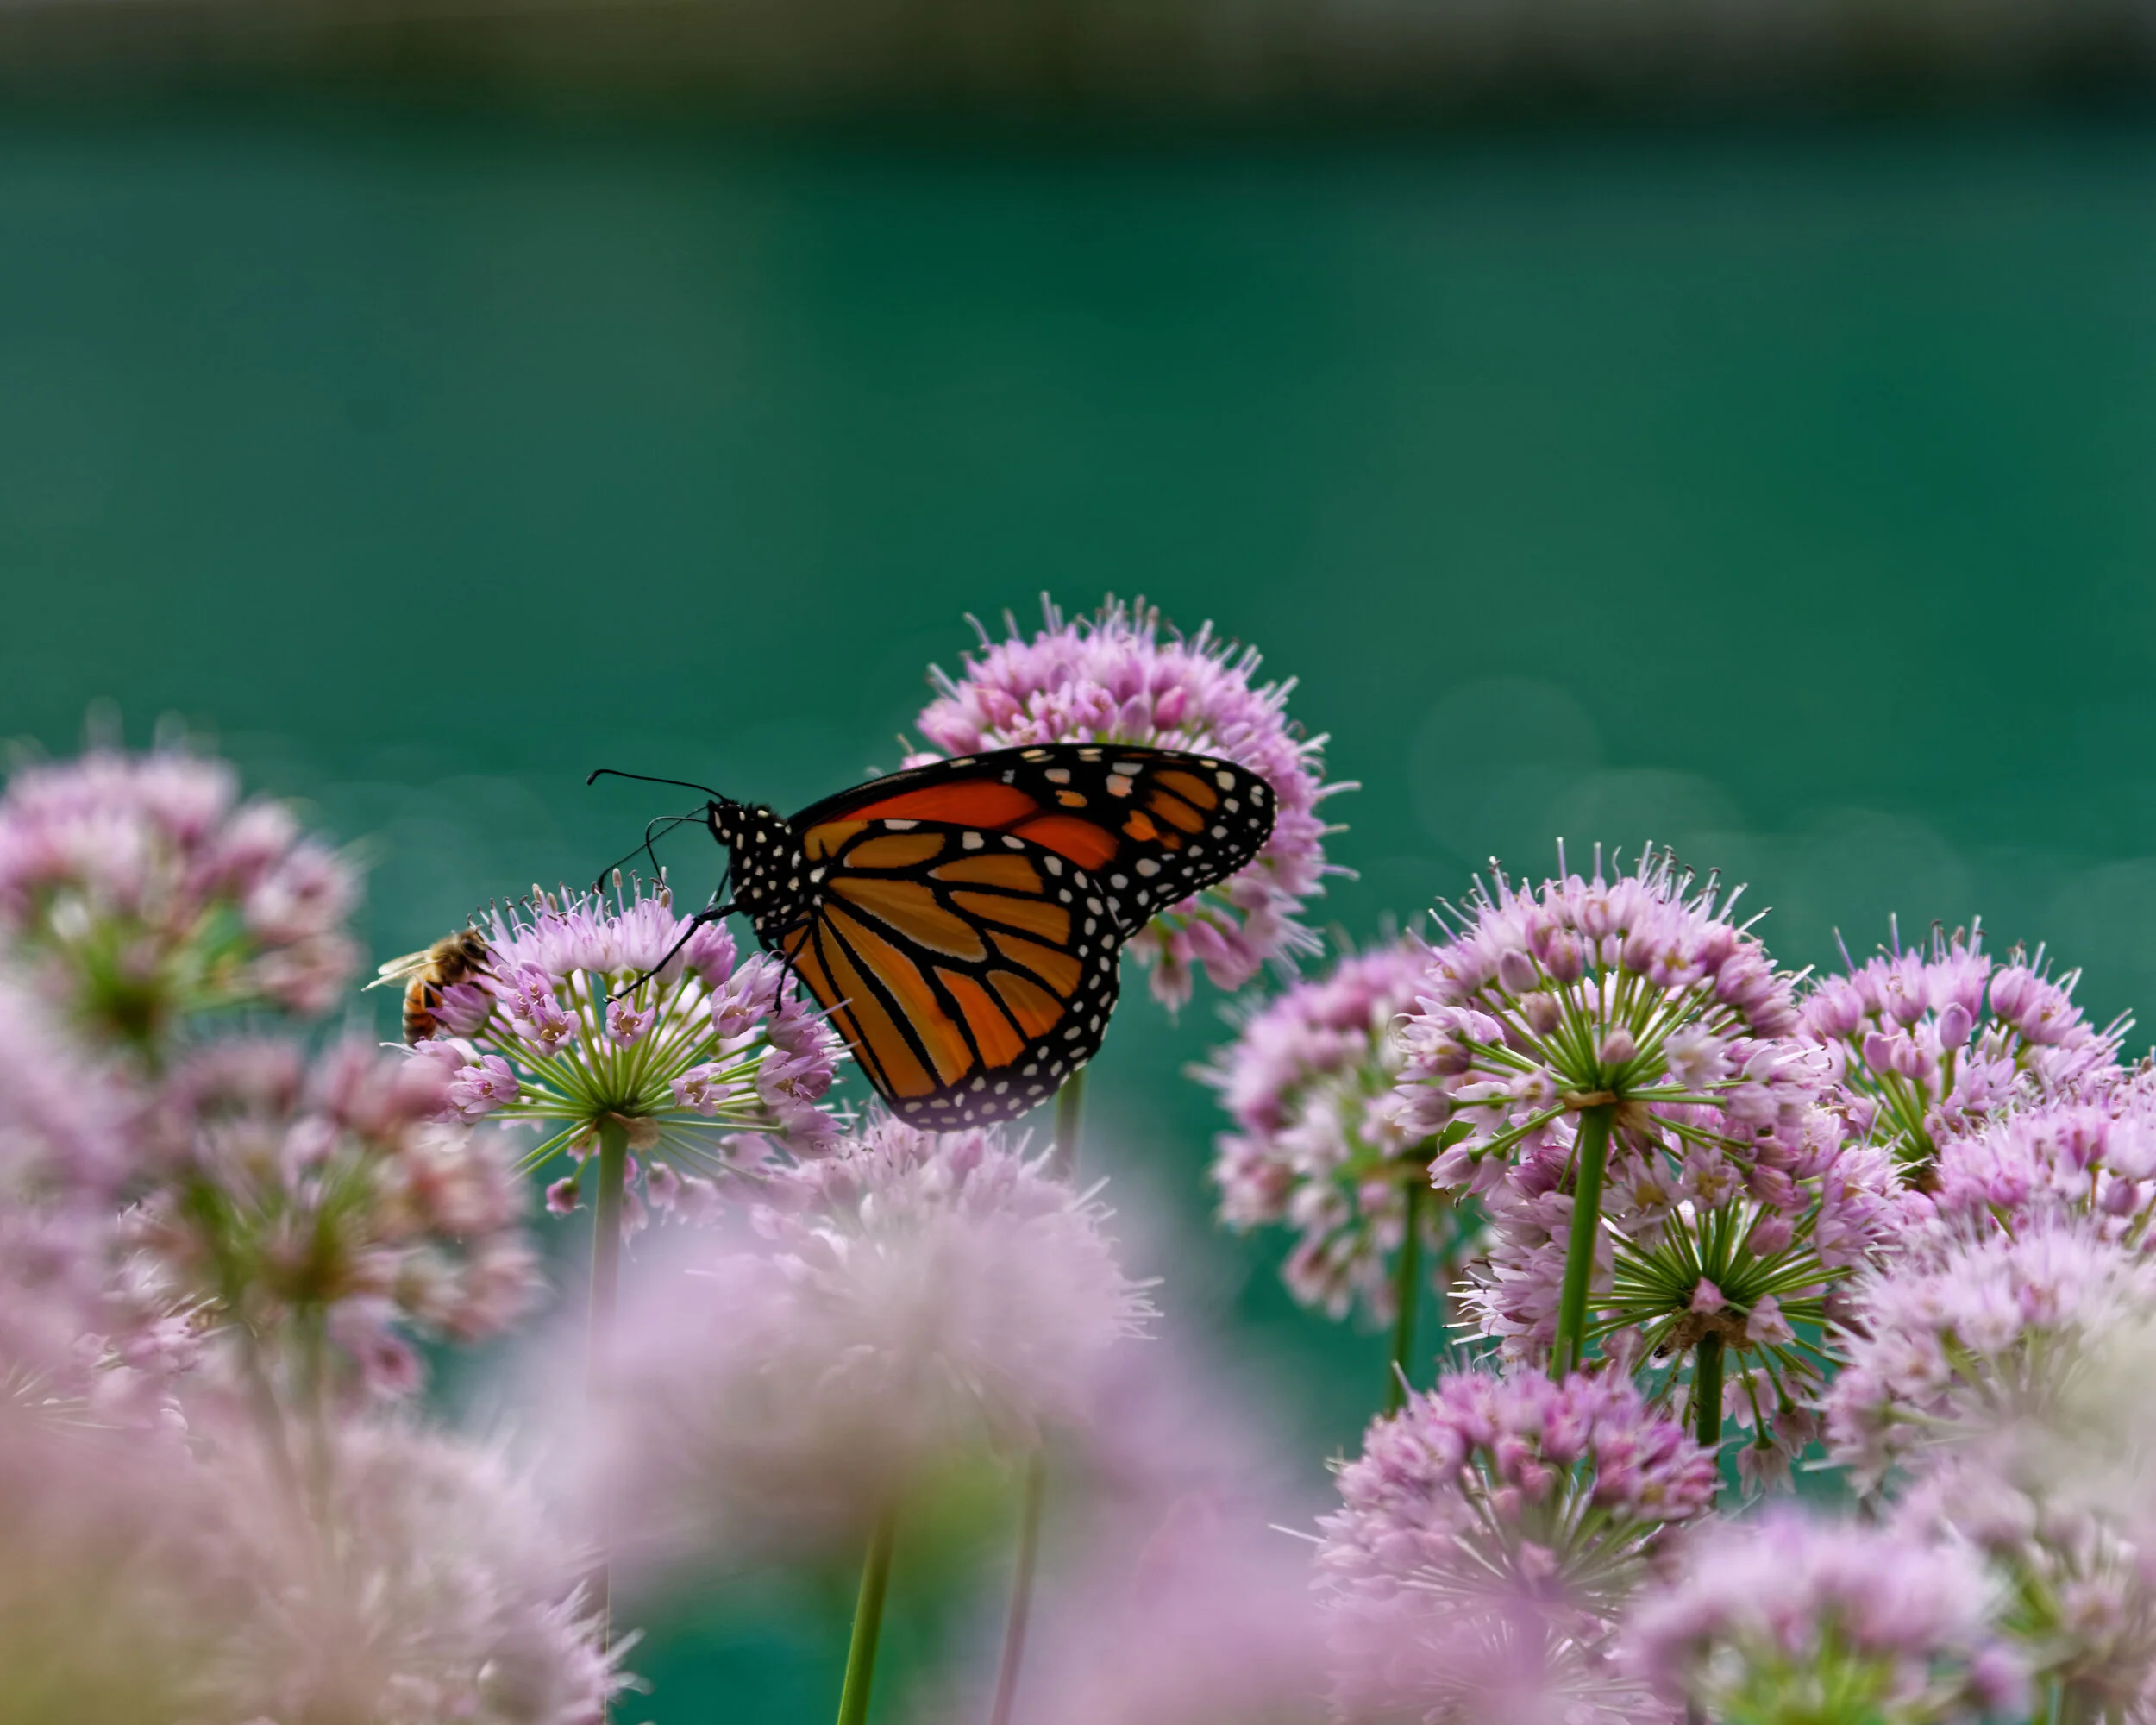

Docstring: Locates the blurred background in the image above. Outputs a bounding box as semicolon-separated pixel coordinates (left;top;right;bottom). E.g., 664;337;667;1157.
7;7;2156;1715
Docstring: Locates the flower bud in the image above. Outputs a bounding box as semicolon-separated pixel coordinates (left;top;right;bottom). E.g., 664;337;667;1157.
1495;949;1539;997
1936;1001;1972;1049
1597;1028;1638;1069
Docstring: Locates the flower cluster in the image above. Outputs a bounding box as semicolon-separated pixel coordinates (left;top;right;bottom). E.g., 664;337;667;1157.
1824;1216;2156;1489
0;747;359;1045
1626;1512;2028;1724
131;1038;542;1399
194;1418;621;1725
1203;938;1476;1321
1801;921;2122;1170
417;876;844;1220
580;1113;1153;1563
1314;1364;1714;1722
913;595;1343;1007
1921;1070;2156;1245
1391;847;1813;1182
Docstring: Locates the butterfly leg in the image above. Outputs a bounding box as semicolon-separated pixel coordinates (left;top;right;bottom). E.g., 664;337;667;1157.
607;897;737;1003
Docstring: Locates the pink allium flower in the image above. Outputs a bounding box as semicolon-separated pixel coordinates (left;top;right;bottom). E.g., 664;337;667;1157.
1314;1364;1713;1723
133;1038;542;1398
1626;1511;2027;1723
577;1113;1152;1564
912;596;1344;1008
1201;938;1478;1323
998;1523;1332;1725
1895;1458;2156;1720
1392;846;1817;1195
194;1417;623;1725
419;876;844;1217
1922;1069;2156;1246
0;745;360;1045
1824;1217;2156;1490
1801;920;2124;1171
1462;1126;1905;1479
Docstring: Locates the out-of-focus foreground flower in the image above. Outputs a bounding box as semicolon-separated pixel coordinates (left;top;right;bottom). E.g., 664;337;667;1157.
573;1113;1154;1567
417;875;844;1221
1314;1363;1714;1724
1626;1512;2028;1725
1204;938;1476;1326
132;1037;542;1402
913;595;1344;1008
0;745;360;1045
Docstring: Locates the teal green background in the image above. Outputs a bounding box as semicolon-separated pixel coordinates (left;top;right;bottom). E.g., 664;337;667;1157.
6;99;2156;1716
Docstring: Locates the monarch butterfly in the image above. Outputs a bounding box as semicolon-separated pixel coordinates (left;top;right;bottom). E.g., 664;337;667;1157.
599;745;1277;1126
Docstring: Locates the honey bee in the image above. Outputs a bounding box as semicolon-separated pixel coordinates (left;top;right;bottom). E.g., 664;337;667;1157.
368;927;492;1044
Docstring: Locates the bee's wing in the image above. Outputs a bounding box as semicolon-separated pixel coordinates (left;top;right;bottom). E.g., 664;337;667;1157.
367;950;436;990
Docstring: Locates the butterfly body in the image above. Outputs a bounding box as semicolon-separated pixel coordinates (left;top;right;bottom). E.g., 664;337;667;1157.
703;744;1275;1126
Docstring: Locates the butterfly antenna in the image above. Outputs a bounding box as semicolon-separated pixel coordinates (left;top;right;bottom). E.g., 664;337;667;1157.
588;812;699;896
586;768;730;800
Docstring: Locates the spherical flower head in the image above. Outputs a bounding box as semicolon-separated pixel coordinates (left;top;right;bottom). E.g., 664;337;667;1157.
1396;846;1817;1193
580;1112;1153;1564
419;876;844;1219
1625;1510;2028;1724
0;745;360;1051
1801;920;2123;1172
1824;1216;2156;1491
1460;1126;1908;1472
135;1037;543;1398
912;595;1344;1007
1924;1070;2156;1248
192;1416;624;1725
1314;1363;1713;1722
1201;938;1476;1323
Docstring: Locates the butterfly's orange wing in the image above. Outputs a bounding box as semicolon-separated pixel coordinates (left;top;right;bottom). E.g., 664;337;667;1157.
777;745;1275;1126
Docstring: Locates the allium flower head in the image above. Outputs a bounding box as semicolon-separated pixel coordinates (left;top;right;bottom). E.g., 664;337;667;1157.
1392;845;1814;1187
1824;1215;2156;1490
195;1418;623;1725
1923;1069;2156;1246
1625;1511;2028;1725
1895;1458;2156;1721
581;1113;1152;1563
1202;938;1477;1323
1802;919;2123;1172
912;595;1343;1007
1314;1364;1713;1723
0;745;360;1048
417;875;843;1218
134;1037;542;1398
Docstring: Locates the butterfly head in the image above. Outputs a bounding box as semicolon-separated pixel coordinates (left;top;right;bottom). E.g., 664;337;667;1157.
705;800;809;938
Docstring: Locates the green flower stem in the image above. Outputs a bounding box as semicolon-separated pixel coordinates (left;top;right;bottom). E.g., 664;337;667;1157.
1551;1103;1615;1379
586;1116;632;1659
1385;1179;1423;1415
836;1508;899;1725
986;1455;1046;1725
987;1069;1087;1725
1050;1068;1087;1180
1694;1332;1726;1461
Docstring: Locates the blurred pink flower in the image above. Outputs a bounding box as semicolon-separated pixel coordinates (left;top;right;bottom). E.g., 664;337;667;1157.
0;745;360;1044
1825;1216;2156;1490
193;1416;624;1725
912;595;1344;1008
1921;1068;2156;1246
133;1037;542;1399
1625;1511;2027;1724
1315;1363;1712;1723
1201;938;1477;1323
573;1113;1152;1565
